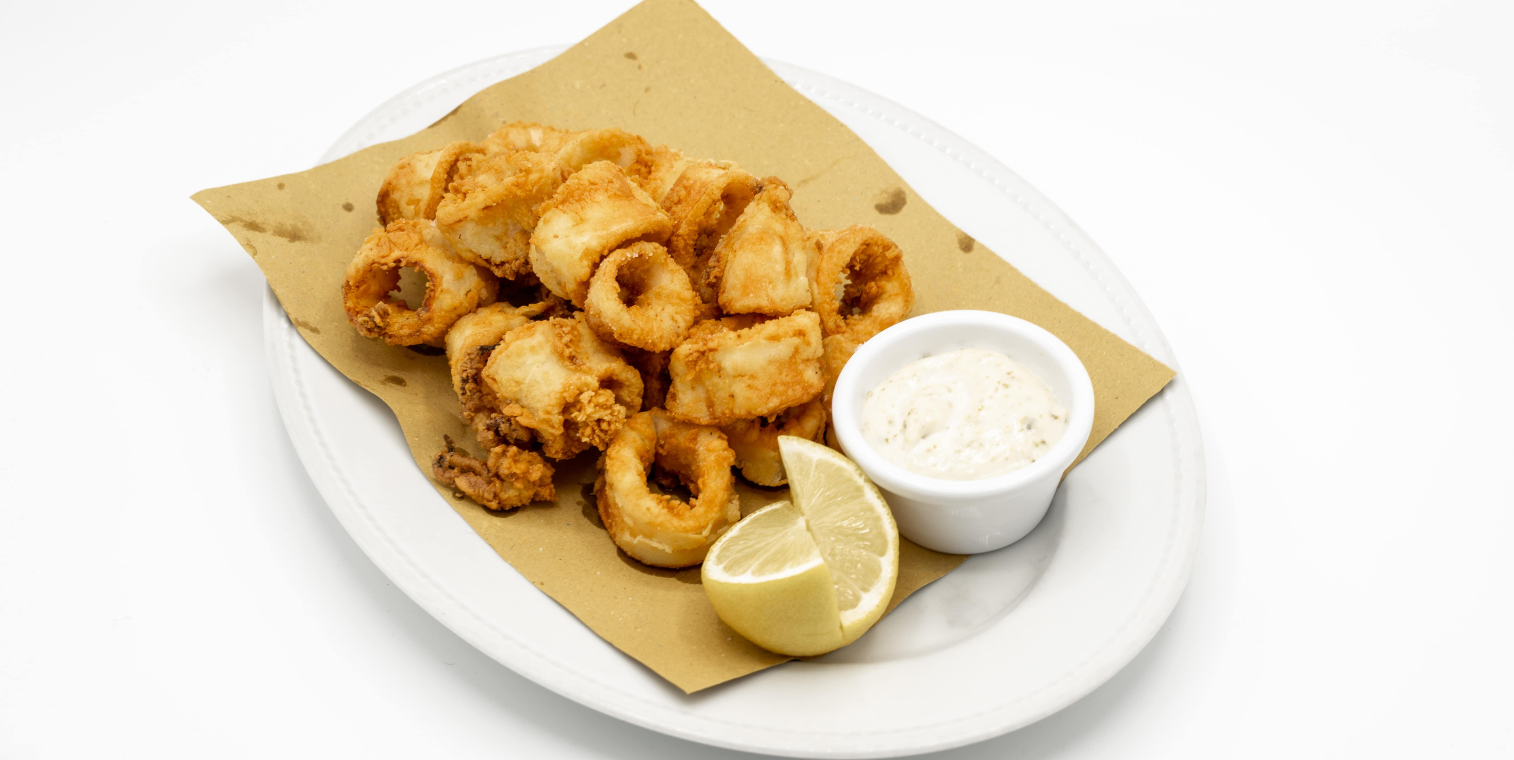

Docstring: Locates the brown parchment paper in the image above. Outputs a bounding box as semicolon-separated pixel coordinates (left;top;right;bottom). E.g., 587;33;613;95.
192;0;1174;694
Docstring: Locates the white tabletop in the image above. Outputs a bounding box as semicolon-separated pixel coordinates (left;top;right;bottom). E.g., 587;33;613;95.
2;1;1510;757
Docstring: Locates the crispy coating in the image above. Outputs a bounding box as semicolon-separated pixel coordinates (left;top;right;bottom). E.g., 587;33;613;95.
583;242;699;352
435;150;567;279
481;121;572;155
661;162;759;280
720;398;827;486
553;128;652;179
665;310;825;425
445;302;553;449
529;161;672;307
377;141;482;225
621;348;671;411
343;220;498;347
819;332;863;412
811;226;915;342
594;410;740;567
433;435;556;511
636;146;701;205
480;314;643;460
484;124;649;179
706;178;816;316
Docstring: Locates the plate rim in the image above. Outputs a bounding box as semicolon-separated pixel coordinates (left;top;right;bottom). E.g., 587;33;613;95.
262;47;1206;757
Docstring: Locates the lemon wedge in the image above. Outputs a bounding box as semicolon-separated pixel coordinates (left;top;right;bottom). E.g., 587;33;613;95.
701;436;899;655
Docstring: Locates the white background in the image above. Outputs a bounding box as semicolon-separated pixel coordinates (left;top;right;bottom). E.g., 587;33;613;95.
2;0;1510;757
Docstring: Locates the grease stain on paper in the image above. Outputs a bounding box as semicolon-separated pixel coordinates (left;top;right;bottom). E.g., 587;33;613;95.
381;375;407;387
219;215;313;243
957;232;975;253
290;317;322;334
873;187;907;215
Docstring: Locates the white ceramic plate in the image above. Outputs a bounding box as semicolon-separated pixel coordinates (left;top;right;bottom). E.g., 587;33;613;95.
264;47;1205;758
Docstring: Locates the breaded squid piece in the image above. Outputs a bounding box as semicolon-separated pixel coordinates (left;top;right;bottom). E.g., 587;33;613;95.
376;141;482;225
660;162;760;308
720;398;827;487
342;220;498;347
665;310;825;425
483;123;650;179
583;241;699;352
433;435;556;511
595;410;740;568
811;225;915;342
481;121;572;155
444;302;553;449
819;332;863;411
481;314;644;460
434;150;567;279
706;178;816;316
635;146;699;205
621;347;671;411
528;161;672;307
553;128;653;179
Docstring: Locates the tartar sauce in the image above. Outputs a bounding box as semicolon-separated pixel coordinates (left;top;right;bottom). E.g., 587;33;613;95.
859;348;1067;481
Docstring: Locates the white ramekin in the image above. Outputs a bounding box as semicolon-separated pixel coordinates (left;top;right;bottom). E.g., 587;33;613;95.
830;311;1096;554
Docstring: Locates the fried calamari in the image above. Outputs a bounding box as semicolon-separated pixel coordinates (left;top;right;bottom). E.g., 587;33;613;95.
480;314;643;460
665;310;825;425
584;241;699;351
706;178;816;316
433;435;556;511
377;141;482;225
811;225;914;342
343;220;498;347
661;162;759;307
481;121;572;155
435;150;567;279
595;410;740;568
819;332;862;411
347;120;917;558
529;161;672;307
720;398;827;486
445;302;554;449
622;347;671;411
553;128;652;178
635;146;699;206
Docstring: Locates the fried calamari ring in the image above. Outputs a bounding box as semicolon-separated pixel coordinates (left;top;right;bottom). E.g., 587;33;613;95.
811;226;915;342
583;242;699;351
377;141;482;224
481;121;572;155
665;310;825;425
720;398;827;487
635;146;698;206
343;220;498;347
433;435;555;511
445;302;554;449
529;161;672;307
553;128;652;179
483;124;650;179
434;150;567;279
481;314;644;460
661;162;759;277
706;178;816;316
594;410;740;568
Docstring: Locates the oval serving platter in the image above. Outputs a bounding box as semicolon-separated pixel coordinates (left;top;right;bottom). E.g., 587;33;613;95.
263;47;1205;758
